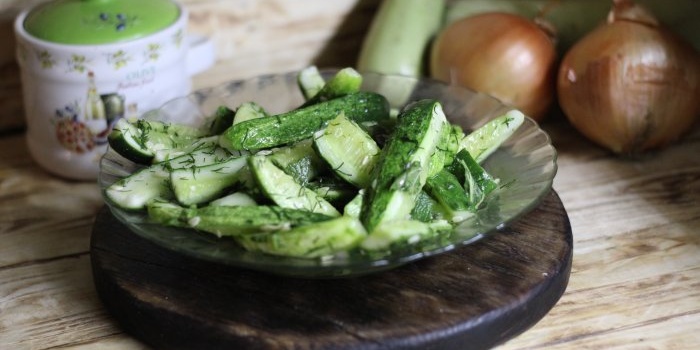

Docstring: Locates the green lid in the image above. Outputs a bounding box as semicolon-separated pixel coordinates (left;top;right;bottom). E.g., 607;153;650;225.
24;0;180;45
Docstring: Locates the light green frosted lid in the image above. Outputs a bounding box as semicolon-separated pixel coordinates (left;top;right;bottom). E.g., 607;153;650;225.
23;0;180;45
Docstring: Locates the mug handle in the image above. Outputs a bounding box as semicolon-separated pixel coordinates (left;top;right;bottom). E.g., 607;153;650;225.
185;34;216;76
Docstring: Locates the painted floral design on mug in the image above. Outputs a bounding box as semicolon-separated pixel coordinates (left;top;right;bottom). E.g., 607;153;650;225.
67;54;90;73
52;72;124;154
36;50;55;69
53;100;96;154
145;43;161;62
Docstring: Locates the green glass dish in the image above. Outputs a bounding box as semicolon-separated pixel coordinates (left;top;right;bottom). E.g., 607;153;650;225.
98;70;558;278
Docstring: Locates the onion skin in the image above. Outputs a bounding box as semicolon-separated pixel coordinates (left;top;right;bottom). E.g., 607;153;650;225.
430;12;557;121
557;3;700;155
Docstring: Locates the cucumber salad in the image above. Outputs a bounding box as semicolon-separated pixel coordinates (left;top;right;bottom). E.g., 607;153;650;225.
104;67;524;260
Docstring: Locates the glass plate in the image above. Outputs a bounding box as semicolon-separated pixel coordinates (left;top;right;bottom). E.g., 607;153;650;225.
98;70;557;278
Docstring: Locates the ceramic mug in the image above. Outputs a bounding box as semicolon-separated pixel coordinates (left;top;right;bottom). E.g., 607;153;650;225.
14;0;215;180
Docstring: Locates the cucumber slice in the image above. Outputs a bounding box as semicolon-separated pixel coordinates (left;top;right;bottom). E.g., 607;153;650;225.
300;67;363;107
449;149;499;210
460;109;524;163
105;164;172;210
208;106;236;135
233;101;269;126
105;145;231;210
410;191;446;223
268;139;325;185
209;192;257;207
108;118;212;164
425;169;473;223
360;99;447;232
222;91;390;151
360;219;452;251
313;112;380;188
297;65;326;100
147;201;333;236
235;215;367;258
170;156;248;206
248;155;341;217
428;124;464;177
307;177;357;207
343;191;364;218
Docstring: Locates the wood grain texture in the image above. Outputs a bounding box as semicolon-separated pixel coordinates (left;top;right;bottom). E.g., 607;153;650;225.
0;118;698;349
90;191;571;350
1;0;699;348
500;116;700;350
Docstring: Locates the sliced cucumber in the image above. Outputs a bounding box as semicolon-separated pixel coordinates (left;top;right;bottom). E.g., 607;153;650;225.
449;149;499;210
233;101;269;126
105;145;231;210
343;191;364;219
307;177;357;207
108;118;212;164
313;112;380;188
410;191;446;223
360;219;452;251
147;200;333;236
235;215;366;258
248;155;341;217
297;65;325;100
222;91;390;151
425;169;473;223
300;67;363;107
208;106;236;135
105;164;171;210
360;99;447;232
460;110;524;163
170;156;248;206
153;136;222;163
209;192;257;207
428;123;464;177
268;139;326;185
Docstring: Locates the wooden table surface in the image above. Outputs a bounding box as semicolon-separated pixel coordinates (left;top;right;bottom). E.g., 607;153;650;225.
1;1;699;349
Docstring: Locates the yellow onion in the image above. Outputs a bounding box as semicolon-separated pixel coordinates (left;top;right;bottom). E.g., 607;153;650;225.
557;0;700;155
430;12;558;121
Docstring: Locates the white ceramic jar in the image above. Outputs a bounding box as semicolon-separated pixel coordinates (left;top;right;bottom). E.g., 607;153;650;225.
14;0;215;180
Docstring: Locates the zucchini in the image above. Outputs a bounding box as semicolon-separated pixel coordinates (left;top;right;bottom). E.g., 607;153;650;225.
248;155;341;217
313;112;380;188
300;67;363;107
360;99;447;232
147;200;333;236
222;91;391;151
170;156;248;206
235;216;367;258
460;109;524;163
357;0;445;76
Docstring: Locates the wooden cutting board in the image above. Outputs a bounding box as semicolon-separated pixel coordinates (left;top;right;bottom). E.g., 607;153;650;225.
90;190;572;350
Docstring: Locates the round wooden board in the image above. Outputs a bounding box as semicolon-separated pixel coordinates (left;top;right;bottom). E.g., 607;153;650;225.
90;190;572;350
